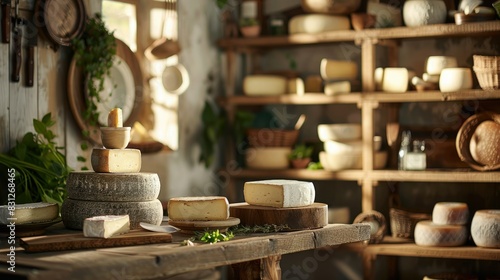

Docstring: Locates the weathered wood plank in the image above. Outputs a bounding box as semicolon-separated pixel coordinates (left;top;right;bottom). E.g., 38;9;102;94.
0;41;9;152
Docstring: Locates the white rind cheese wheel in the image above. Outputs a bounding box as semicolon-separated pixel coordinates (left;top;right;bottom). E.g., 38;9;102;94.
289;14;350;34
414;221;467;247
432;202;469;225
168;196;230;221
61;198;163;230
243;75;287;96
244;179;315;208
471;209;500;248
66;172;160;202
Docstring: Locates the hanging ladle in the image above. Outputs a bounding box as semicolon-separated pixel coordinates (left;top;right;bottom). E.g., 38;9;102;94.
144;0;181;60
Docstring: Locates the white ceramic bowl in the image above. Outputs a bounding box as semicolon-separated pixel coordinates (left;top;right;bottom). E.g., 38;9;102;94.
317;123;362;142
243;75;287;96
324;140;362;154
403;0;447;27
245;147;291;169
426;56;458;75
320;151;361;171
439;68;473;92
100;127;131;149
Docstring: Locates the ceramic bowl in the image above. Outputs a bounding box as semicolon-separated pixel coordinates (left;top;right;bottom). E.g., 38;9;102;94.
240;25;261;38
320;151;361;171
317;123;361;141
162;63;190;95
403;0;447;27
324;140;362;154
439;68;473;92
100;127;131;149
426;56;458;75
245;147;291;169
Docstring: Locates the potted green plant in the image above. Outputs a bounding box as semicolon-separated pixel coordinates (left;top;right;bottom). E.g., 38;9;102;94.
239;17;260;37
288;144;314;169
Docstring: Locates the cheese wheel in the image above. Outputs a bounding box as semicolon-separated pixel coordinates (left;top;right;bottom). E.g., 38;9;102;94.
414;221;467;247
324;81;351;95
168;196;230;221
243;75;287;96
471;210;500;248
432;202;469;225
382;67;409;93
244;179;315;208
320;59;358;81
61;198;163;230
288;78;305;95
83;215;130;238
91;148;141;173
0;203;58;225
66;172;160;202
289;14;350;34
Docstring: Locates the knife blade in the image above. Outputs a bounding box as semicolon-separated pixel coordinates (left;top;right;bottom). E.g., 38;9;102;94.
1;0;10;43
26;21;37;87
11;22;21;83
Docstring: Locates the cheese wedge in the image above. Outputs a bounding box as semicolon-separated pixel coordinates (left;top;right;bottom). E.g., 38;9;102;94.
0;202;58;225
83;215;130;238
108;108;123;127
91;148;141;173
244;180;315;208
168;196;230;221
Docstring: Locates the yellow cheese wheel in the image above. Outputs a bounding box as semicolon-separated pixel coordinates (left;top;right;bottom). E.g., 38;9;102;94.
289;14;350;34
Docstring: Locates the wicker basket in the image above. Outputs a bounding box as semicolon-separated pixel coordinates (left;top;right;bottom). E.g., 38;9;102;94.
247;128;299;147
473;55;500;90
389;208;430;239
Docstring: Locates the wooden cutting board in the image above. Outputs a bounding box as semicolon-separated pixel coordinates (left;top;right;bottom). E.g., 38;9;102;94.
230;203;328;231
20;230;172;253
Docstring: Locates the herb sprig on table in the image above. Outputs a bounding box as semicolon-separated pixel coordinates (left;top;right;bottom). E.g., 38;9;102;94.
186;224;290;245
0;113;71;206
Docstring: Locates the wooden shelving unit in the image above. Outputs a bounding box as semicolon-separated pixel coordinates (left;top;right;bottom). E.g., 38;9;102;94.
218;21;500;279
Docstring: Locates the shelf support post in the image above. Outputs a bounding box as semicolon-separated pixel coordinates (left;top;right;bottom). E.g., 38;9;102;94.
360;38;377;92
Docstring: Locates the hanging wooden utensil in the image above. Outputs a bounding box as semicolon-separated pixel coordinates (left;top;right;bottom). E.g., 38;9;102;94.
144;0;180;60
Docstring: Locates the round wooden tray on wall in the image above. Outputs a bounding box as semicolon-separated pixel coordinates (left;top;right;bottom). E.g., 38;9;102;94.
68;38;144;145
34;0;86;47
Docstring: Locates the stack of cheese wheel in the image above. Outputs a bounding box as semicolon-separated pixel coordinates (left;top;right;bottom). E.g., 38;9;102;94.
320;59;357;95
230;179;328;230
414;202;469;247
61;108;163;230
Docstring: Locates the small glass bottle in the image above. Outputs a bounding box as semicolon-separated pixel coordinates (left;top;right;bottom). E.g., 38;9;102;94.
404;140;426;171
398;131;411;170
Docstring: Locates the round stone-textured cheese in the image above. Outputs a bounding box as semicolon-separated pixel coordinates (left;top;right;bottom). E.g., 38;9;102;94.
414;221;467;247
432;202;469;225
62;198;163;230
471;210;500;248
66;172;160;202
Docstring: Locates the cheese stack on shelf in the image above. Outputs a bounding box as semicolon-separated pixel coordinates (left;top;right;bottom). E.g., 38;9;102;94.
414;202;469;247
61;108;163;230
230;179;328;230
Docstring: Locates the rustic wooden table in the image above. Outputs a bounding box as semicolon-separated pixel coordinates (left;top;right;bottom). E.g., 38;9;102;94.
0;223;370;280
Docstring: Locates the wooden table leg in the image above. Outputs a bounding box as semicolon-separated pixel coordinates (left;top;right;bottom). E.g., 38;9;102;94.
362;251;375;280
232;255;282;280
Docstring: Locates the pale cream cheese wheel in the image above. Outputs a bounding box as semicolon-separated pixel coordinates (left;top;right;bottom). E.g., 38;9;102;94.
432;202;469;225
471;210;500;248
414;221;467;247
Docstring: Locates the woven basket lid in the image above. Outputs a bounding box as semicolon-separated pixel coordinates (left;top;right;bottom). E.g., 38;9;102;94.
456;111;500;171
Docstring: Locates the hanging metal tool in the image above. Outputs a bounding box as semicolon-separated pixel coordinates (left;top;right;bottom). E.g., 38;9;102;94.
26;18;37;87
1;0;10;43
11;0;22;83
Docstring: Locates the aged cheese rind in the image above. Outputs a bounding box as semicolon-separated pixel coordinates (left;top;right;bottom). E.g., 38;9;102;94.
0;202;58;225
244;180;315;208
168;196;229;221
243;75;287;96
66;172;160;202
471;210;500;248
61;198;163;230
83;215;130;238
91;148;141;173
432;202;469;225
414;221;467;247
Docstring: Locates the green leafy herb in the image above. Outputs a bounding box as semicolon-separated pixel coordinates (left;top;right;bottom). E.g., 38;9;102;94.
191;229;234;244
0;113;71;206
228;224;290;234
288;144;314;160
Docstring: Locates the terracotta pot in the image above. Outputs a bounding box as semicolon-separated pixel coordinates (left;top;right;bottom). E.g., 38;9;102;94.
240;25;261;38
290;158;312;169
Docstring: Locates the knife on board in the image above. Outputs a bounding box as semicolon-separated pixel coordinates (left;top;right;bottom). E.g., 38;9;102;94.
26;21;37;87
11;20;22;83
1;0;10;43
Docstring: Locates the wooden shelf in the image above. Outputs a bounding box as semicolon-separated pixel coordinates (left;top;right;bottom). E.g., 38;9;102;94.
223;168;500;184
218;21;500;49
221;90;500;106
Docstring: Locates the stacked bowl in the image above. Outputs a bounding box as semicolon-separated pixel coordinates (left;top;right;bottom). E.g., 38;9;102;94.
318;123;362;171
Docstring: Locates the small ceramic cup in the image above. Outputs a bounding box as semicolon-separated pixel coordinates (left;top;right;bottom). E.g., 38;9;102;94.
439;68;473;92
100;127;131;149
